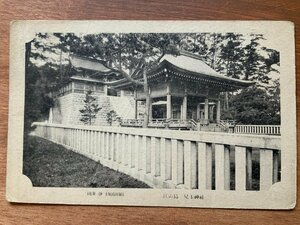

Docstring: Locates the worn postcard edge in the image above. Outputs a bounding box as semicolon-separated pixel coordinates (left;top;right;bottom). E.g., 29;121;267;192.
6;20;297;209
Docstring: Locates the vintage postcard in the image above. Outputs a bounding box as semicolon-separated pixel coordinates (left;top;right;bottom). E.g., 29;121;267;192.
6;20;296;209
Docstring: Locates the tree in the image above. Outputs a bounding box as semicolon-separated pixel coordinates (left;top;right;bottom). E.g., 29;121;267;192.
79;90;102;125
26;32;280;128
218;33;245;110
24;62;56;132
73;33;182;127
222;86;280;125
106;110;118;126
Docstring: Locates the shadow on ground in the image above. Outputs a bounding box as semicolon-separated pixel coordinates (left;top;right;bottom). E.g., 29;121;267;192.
23;135;151;188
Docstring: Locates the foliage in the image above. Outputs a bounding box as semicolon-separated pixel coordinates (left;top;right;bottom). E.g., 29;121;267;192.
181;33;280;84
26;32;280;126
106;110;119;126
24;62;55;132
74;33;183;127
221;84;280;125
79;90;102;125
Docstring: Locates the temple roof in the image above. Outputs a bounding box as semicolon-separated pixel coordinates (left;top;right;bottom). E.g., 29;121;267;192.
161;54;253;85
70;75;105;84
146;53;255;89
69;52;255;91
70;55;112;73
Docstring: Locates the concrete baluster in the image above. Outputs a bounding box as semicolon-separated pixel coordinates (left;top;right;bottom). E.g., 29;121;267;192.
260;149;273;190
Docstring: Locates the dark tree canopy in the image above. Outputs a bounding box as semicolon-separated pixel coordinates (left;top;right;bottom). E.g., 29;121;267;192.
25;32;281;127
222;83;280;125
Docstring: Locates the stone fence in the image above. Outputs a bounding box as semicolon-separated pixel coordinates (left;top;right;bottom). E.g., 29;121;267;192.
234;125;281;135
32;122;281;191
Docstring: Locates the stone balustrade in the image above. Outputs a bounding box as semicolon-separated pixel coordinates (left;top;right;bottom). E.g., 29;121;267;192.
235;125;281;135
32;122;281;191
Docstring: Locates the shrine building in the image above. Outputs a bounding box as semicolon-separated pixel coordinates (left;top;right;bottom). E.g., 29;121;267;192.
49;52;254;130
110;51;254;129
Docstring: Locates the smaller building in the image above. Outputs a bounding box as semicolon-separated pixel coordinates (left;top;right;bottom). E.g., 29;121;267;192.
49;55;135;125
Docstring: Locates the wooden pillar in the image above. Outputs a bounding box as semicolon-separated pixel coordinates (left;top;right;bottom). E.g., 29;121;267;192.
134;90;138;119
209;105;214;121
134;100;138;119
204;98;209;121
216;99;221;123
104;85;108;95
182;95;187;120
48;108;53;123
167;94;172;119
149;98;153;120
196;103;200;120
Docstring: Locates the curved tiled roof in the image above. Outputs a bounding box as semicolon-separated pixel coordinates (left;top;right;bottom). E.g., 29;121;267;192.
70;55;111;73
159;54;254;86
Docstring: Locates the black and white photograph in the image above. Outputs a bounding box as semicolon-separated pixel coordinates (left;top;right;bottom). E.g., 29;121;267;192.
6;21;296;209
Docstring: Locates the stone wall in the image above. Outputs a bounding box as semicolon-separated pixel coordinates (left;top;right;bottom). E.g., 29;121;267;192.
51;92;135;126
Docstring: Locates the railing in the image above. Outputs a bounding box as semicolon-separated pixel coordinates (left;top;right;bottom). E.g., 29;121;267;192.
122;119;191;130
148;119;165;128
52;83;105;98
189;119;198;131
167;119;190;129
234;125;281;135
219;120;236;128
33;122;281;191
120;119;144;127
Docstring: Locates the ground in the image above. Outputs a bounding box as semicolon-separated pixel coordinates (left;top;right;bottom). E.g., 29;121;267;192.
23;135;150;188
23;134;262;190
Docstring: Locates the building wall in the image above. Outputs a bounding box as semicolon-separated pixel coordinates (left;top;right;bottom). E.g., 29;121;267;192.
50;92;135;126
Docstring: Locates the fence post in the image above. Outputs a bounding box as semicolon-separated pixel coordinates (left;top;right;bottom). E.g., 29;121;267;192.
160;138;166;181
215;144;230;190
112;133;117;163
134;135;140;171
141;136;147;172
150;137;156;177
33;123;281;191
246;148;252;189
198;142;213;190
184;141;197;189
260;149;273;190
104;132;108;160
235;146;246;191
145;137;151;173
171;139;178;185
124;135;129;166
224;145;230;190
273;150;279;183
165;139;172;181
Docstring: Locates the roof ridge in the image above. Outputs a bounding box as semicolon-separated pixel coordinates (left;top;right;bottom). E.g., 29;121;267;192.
179;50;204;61
70;54;107;65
